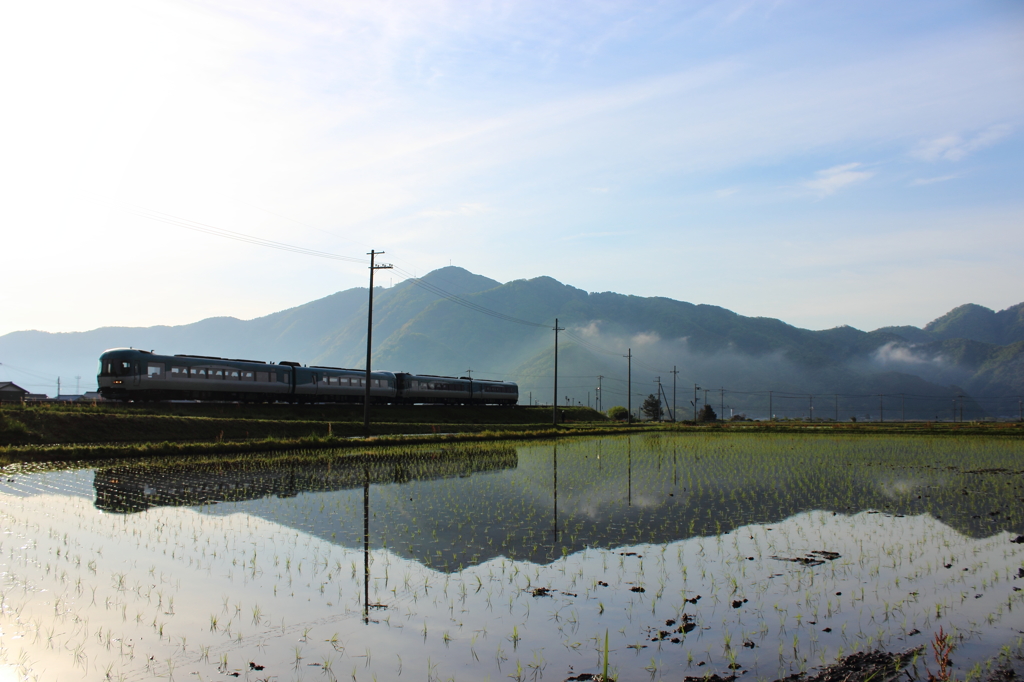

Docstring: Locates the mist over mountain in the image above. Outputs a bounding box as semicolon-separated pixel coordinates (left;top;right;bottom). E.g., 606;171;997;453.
2;267;1022;419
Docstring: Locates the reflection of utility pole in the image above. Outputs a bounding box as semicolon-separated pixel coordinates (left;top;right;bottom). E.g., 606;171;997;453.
627;437;632;507
552;319;564;426
364;250;393;431
624;349;632;424
363;466;370;624
552;445;558;542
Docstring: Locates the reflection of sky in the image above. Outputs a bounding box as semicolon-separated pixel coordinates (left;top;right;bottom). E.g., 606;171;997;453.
3;483;1022;682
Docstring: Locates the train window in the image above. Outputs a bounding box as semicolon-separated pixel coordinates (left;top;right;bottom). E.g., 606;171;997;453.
192;368;206;379
243;371;253;380
256;372;269;382
212;369;224;379
229;370;239;379
146;364;163;378
171;367;184;377
372;379;379;388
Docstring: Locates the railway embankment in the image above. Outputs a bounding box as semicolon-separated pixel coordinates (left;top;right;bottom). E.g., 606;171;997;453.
0;403;608;447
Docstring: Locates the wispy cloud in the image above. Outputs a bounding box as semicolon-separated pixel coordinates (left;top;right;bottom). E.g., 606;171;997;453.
418;203;489;218
803;163;874;196
911;124;1012;162
560;230;632;241
910;173;963;186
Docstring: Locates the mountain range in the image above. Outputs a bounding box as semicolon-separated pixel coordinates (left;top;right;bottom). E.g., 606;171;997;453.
2;267;1022;419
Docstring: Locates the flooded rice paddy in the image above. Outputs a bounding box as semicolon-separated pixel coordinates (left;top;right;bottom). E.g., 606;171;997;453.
1;433;1022;682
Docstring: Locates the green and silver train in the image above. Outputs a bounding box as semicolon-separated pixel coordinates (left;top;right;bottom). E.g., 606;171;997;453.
97;348;518;405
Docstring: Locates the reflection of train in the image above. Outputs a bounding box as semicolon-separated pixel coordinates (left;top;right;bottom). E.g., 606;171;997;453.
97;348;518;405
93;447;518;513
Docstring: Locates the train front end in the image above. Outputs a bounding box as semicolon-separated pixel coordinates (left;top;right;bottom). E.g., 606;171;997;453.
97;348;151;400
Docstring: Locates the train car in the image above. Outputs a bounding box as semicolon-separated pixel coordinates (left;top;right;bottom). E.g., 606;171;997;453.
394;373;518;405
395;373;472;404
471;378;519;405
293;365;396;403
98;349;513;405
99;349;293;402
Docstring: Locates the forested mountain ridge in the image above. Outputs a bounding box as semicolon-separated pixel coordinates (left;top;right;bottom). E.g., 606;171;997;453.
1;267;1021;418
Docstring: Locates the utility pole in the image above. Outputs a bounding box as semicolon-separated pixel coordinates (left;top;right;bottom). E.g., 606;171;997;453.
959;394;964;422
552;319;564;426
809;394;813;422
694;384;701;421
769;390;772;422
624;349;632;424
655;376;661;420
364;250;393;431
466;368;473;378
835;394;838;422
659;381;674;422
670;366;678;422
57;376;60;398
596;376;603;412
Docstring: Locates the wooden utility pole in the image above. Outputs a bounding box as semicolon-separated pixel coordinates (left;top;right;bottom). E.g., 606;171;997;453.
552;319;564;425
670;366;678;422
624;349;632;423
364;250;392;431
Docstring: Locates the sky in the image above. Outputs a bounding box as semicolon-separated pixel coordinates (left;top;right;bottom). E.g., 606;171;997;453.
1;0;1022;339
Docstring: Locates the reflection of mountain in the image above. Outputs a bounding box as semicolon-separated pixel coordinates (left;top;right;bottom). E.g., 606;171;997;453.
93;437;1024;573
93;448;518;514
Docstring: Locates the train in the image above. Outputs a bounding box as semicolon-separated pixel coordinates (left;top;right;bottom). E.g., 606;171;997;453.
97;348;518;405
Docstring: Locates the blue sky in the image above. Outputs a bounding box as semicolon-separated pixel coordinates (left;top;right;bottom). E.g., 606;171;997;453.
1;0;1022;337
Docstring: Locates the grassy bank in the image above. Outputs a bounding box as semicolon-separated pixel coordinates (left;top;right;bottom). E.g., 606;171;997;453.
0;403;607;446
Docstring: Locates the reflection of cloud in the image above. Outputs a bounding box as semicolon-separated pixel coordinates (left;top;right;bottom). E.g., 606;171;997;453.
912;124;1011;162
880;479;926;498
804;163;873;196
